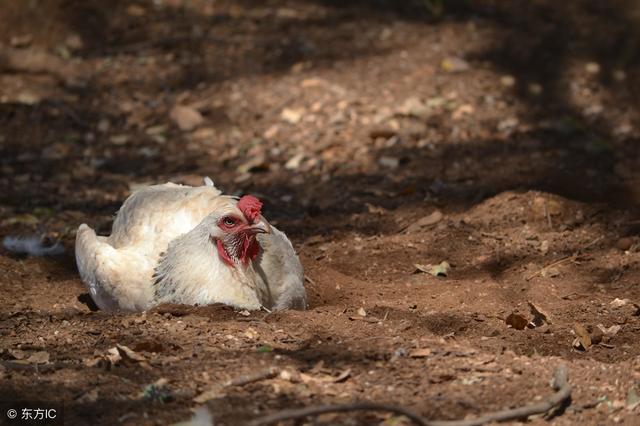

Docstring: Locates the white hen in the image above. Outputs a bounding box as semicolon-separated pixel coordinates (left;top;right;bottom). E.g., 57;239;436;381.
75;179;306;312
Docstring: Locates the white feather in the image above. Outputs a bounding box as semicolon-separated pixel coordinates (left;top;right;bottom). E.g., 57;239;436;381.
75;179;306;312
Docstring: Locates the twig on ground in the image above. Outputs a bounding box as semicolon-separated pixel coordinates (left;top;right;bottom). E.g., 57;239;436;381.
194;367;280;404
249;402;429;426
526;236;604;281
348;315;382;323
567;397;606;413
225;367;279;387
526;255;575;281
304;275;317;286
249;365;572;426
428;364;571;426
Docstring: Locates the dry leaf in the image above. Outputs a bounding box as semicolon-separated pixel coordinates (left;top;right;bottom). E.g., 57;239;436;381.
505;313;529;330
610;298;629;308
116;344;146;362
573;323;592;350
597;324;622;337
106;347;122;365
528;301;551;326
415;261;450;277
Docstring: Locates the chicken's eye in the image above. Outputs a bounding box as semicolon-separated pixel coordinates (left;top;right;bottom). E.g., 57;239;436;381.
222;217;236;227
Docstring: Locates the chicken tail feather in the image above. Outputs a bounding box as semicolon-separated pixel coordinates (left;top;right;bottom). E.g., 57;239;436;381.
75;224;154;312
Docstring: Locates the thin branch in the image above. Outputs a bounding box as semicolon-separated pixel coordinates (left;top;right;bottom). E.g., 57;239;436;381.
428;364;571;426
526;236;603;281
225;367;279;387
249;365;572;426
249;402;428;426
525;254;575;281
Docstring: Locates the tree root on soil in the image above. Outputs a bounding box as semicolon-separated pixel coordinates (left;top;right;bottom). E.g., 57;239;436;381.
249;364;572;426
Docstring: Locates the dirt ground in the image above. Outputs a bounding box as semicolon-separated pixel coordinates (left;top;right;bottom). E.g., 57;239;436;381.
1;1;640;425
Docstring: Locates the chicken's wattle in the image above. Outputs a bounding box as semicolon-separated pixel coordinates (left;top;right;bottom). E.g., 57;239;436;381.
215;233;260;266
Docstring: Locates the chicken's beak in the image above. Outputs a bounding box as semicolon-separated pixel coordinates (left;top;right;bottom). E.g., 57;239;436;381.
249;216;271;234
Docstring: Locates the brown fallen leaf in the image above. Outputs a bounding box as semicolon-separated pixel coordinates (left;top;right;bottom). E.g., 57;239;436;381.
415;261;450;277
106;347;122;365
590;326;604;345
116;344;146;362
528;301;551;326
597;324;622;337
573;323;592;350
505;313;529;330
610;298;629;308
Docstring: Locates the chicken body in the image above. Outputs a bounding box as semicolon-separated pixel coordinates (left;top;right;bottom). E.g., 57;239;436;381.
75;180;306;312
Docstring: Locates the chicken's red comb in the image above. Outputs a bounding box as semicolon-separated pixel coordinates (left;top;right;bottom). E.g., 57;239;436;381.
238;195;263;222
